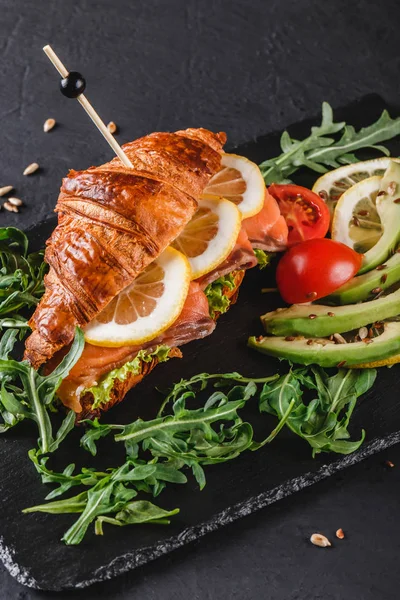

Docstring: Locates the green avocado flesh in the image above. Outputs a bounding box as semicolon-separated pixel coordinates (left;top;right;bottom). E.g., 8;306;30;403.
324;250;400;305
248;322;400;367
359;161;400;274
261;287;400;337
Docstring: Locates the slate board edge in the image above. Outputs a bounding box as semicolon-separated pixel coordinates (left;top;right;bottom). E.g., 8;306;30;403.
2;430;399;591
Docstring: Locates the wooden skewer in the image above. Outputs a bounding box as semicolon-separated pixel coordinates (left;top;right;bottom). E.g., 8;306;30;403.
43;45;134;168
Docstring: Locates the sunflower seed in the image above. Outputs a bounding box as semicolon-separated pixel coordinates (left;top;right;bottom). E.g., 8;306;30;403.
43;118;56;132
3;201;18;213
0;185;13;197
23;162;39;176
8;197;23;207
358;326;368;340
333;333;347;344
336;528;345;539
310;533;331;548
107;121;118;134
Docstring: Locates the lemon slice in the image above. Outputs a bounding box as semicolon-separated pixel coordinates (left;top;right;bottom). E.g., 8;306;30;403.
171;195;241;279
203;153;265;218
84;247;191;347
312;157;400;216
331;176;383;253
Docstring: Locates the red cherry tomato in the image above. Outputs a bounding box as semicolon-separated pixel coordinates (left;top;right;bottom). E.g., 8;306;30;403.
276;238;363;304
268;184;330;246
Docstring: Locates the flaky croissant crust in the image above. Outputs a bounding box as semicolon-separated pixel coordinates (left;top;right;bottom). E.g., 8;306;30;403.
24;128;226;368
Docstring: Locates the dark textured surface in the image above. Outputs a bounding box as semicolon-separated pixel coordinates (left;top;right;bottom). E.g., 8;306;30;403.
1;0;400;597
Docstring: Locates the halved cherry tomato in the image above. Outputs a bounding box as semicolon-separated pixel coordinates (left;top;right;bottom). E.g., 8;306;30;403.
268;184;330;246
276;238;363;304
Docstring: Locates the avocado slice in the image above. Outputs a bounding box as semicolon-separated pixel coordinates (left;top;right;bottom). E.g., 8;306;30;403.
324;250;400;305
248;322;400;368
261;287;400;337
359;161;400;274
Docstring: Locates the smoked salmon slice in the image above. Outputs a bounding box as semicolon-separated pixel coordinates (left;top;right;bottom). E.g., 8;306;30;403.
243;189;288;252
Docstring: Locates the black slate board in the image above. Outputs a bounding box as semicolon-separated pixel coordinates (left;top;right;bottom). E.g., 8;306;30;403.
1;96;400;591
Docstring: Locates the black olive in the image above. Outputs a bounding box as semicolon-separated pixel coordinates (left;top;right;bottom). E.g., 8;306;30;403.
60;71;86;98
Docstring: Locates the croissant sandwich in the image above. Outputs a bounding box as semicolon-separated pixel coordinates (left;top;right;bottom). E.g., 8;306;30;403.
24;127;288;418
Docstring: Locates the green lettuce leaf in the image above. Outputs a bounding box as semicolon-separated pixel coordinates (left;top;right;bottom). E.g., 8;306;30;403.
254;249;273;269
84;345;172;410
204;273;236;319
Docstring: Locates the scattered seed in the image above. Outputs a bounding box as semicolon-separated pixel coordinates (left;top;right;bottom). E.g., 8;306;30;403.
333;333;347;344
377;190;386;197
337;360;346;368
363;338;373;344
358;209;370;216
308;314;317;320
358;326;368;340
23;162;39;176
107;121;118;134
327;311;335;317
8;197;23;207
306;339;314;345
336;528;345;540
3;201;18;213
0;185;13;197
386;460;395;468
306;291;317;300
256;336;264;342
376;264;387;270
318;190;328;200
352;216;360;227
387;181;397;196
310;533;331;548
394;198;400;204
368;327;374;338
380;273;388;284
285;336;295;341
43;118;56;132
371;287;382;294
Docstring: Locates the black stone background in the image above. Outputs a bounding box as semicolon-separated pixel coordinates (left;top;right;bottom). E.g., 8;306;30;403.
1;0;400;597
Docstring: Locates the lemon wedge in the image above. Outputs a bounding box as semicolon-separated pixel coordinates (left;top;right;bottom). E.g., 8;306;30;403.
84;247;191;347
172;194;241;279
312;157;400;217
331;176;383;253
204;153;265;218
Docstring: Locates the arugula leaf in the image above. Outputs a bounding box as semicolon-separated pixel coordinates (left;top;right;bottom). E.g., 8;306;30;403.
259;367;376;456
95;501;180;535
0;227;47;317
259;102;400;184
157;371;279;416
0;328;84;451
24;363;377;544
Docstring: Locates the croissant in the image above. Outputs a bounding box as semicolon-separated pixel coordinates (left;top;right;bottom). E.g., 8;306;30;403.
24;128;226;369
